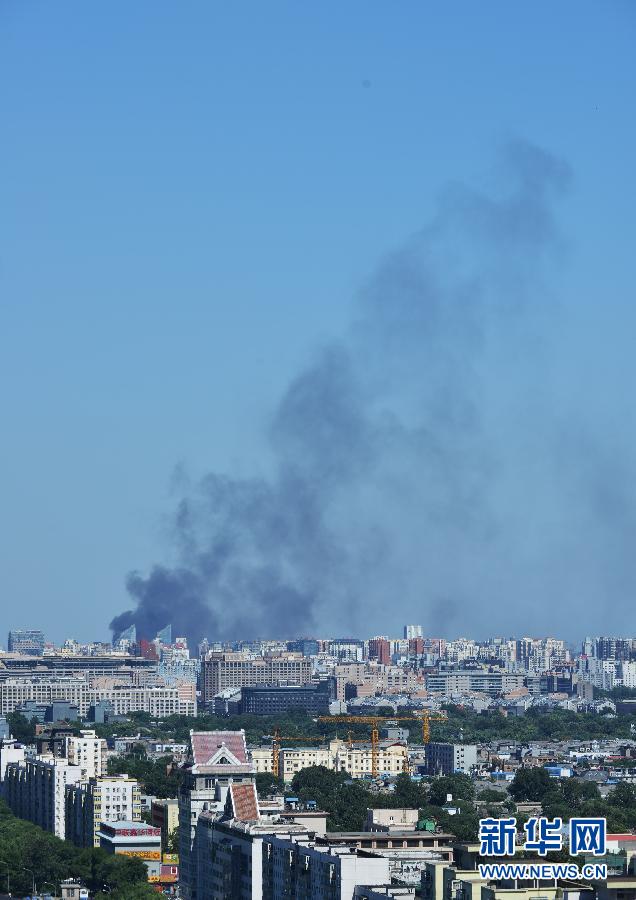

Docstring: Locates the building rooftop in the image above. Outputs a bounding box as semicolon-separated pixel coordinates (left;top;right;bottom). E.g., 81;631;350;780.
99;821;160;835
227;782;260;822
190;729;252;774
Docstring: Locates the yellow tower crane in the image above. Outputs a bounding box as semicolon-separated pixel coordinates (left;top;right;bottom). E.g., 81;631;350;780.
270;730;328;779
317;711;447;778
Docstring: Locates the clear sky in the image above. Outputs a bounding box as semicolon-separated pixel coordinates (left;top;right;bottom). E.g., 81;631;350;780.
1;2;635;644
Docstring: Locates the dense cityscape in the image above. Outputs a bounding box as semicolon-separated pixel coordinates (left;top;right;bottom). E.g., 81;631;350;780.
1;626;636;897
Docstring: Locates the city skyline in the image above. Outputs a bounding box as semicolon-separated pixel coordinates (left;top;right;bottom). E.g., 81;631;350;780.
2;3;636;643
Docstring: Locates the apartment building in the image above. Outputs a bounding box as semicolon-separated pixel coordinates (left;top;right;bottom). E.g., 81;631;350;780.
65;729;106;779
195;814;390;900
66;775;141;847
0;737;26;791
5;755;82;838
201;653;312;703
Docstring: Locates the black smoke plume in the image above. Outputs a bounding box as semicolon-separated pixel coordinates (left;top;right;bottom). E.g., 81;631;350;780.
112;141;633;646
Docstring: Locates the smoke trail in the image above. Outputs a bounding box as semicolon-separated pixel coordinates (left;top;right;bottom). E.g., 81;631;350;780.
113;140;624;646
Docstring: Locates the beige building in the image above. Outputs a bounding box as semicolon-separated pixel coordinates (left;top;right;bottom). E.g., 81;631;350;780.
250;739;408;782
151;797;179;849
201;652;312;703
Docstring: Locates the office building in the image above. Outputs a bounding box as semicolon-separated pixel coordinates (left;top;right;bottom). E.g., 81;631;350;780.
66;775;141;847
7;629;45;656
328;639;365;662
241;681;333;716
250;738;409;782
425;670;525;697
201;652;312;703
0;678;196;717
156;624;172;645
115;623;137;645
286;639;320;657
424;742;477;775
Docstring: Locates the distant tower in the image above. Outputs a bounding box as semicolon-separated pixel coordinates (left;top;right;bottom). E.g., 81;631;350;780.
7;630;45;656
404;625;423;640
156;624;172;645
116;624;137;645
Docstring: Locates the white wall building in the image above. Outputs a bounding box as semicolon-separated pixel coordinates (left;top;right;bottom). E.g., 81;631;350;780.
5;755;82;838
0;737;26;792
65;729;106;779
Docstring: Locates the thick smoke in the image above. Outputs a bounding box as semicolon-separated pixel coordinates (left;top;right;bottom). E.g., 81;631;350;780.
112;141;634;645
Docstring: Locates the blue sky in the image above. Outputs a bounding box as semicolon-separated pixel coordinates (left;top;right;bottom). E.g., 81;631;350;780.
1;2;635;643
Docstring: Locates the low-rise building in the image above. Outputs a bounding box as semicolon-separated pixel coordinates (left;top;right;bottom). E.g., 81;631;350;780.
98;820;162;878
250;738;408;782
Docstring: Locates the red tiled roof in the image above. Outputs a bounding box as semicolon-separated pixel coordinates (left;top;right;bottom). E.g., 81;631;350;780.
229;783;259;822
190;730;251;772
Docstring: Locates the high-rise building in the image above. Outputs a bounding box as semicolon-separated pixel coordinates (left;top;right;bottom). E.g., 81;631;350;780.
368;638;391;666
156;624;172;645
65;775;141;847
404;625;423;640
596;637;631;661
65;729;106;780
115;623;137;645
5;755;82;838
7;629;45;656
178;730;255;900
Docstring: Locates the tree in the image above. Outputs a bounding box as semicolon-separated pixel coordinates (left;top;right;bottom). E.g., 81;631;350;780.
477;788;507;802
392;773;428;808
166;826;179;853
6;712;37;744
255;772;284;798
608;782;636;808
509;767;553;802
429;774;475;806
291;765;346;812
0;801;150;896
